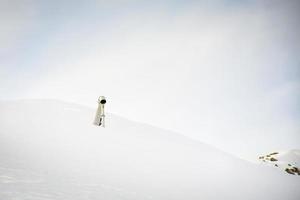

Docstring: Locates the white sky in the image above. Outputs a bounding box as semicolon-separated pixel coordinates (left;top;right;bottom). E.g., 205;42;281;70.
0;0;299;159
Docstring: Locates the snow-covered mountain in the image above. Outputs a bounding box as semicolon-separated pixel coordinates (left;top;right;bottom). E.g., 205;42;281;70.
0;100;299;200
259;150;300;175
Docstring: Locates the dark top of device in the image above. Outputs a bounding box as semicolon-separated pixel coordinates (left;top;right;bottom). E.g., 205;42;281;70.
100;99;106;104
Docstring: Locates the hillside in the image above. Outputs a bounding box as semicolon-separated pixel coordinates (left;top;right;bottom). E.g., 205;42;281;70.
0;100;299;199
259;150;300;175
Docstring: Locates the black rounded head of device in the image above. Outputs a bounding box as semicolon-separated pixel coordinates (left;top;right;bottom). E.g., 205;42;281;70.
100;99;106;104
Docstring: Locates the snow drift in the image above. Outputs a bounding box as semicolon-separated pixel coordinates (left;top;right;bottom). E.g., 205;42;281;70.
0;100;299;199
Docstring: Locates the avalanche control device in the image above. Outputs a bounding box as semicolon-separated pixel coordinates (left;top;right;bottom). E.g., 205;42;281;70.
94;96;106;127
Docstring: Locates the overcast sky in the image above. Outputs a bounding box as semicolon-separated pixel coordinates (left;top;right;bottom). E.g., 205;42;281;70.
0;0;299;159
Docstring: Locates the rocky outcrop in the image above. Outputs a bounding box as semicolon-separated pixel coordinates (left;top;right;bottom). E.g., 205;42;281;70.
259;151;300;176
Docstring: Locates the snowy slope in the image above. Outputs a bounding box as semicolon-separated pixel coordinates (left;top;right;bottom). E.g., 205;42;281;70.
259;150;300;175
276;150;300;166
0;100;299;200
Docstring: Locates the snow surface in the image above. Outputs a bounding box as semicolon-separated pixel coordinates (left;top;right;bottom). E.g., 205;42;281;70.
275;150;300;166
0;100;299;199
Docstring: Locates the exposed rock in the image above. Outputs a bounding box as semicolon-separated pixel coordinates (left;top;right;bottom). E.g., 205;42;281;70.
259;151;300;176
285;168;295;175
270;157;278;162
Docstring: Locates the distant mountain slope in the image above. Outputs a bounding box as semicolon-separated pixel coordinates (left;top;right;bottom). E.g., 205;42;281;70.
259;150;300;175
0;100;299;200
